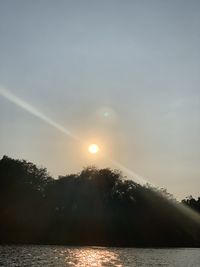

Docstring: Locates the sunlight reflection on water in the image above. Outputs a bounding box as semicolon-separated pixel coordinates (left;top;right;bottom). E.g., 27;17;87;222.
63;247;122;266
0;245;200;266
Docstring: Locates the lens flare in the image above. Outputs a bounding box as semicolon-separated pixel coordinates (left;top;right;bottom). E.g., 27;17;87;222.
1;86;200;226
0;86;149;184
104;156;147;184
0;86;157;185
0;87;79;141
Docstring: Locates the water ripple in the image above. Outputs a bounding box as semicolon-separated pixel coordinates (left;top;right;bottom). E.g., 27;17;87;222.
0;245;200;266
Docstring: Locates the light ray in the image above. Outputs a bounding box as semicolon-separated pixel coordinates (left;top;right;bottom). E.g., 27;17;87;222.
0;87;80;141
105;156;148;184
0;86;153;185
1;86;200;226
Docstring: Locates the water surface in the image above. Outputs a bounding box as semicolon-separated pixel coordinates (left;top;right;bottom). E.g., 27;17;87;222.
0;245;200;266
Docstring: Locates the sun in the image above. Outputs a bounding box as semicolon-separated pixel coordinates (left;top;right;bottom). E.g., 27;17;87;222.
88;144;99;154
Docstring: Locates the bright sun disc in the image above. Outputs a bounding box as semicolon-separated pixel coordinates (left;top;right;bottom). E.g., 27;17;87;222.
88;144;99;154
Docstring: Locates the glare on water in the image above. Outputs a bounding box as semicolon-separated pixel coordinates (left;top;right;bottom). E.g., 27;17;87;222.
0;246;200;267
63;248;122;267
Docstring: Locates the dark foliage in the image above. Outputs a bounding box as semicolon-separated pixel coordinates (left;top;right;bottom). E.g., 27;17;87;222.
0;156;200;247
182;196;200;213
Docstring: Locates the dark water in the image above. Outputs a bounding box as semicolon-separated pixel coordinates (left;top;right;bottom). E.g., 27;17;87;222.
0;245;200;266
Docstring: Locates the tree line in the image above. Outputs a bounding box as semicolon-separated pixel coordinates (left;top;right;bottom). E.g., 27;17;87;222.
0;155;200;247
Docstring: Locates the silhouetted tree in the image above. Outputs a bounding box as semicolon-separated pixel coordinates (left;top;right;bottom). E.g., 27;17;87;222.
182;196;200;213
0;155;200;247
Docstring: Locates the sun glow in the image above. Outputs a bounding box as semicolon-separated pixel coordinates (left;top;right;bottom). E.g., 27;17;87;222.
88;144;99;154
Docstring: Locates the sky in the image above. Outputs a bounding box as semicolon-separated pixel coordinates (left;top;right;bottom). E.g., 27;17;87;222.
0;0;200;199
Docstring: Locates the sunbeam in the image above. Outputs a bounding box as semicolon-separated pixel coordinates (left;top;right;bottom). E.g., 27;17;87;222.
0;86;148;184
1;86;200;229
105;156;148;184
0;87;80;141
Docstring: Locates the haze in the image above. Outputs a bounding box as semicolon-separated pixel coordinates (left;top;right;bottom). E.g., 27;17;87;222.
0;0;200;199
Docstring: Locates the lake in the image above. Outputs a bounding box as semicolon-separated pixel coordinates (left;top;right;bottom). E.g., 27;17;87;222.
0;245;200;266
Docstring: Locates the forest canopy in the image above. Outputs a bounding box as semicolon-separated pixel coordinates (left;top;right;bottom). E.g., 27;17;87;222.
0;155;200;247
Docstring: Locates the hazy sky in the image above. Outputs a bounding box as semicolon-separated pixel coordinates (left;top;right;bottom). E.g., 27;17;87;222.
0;0;200;199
